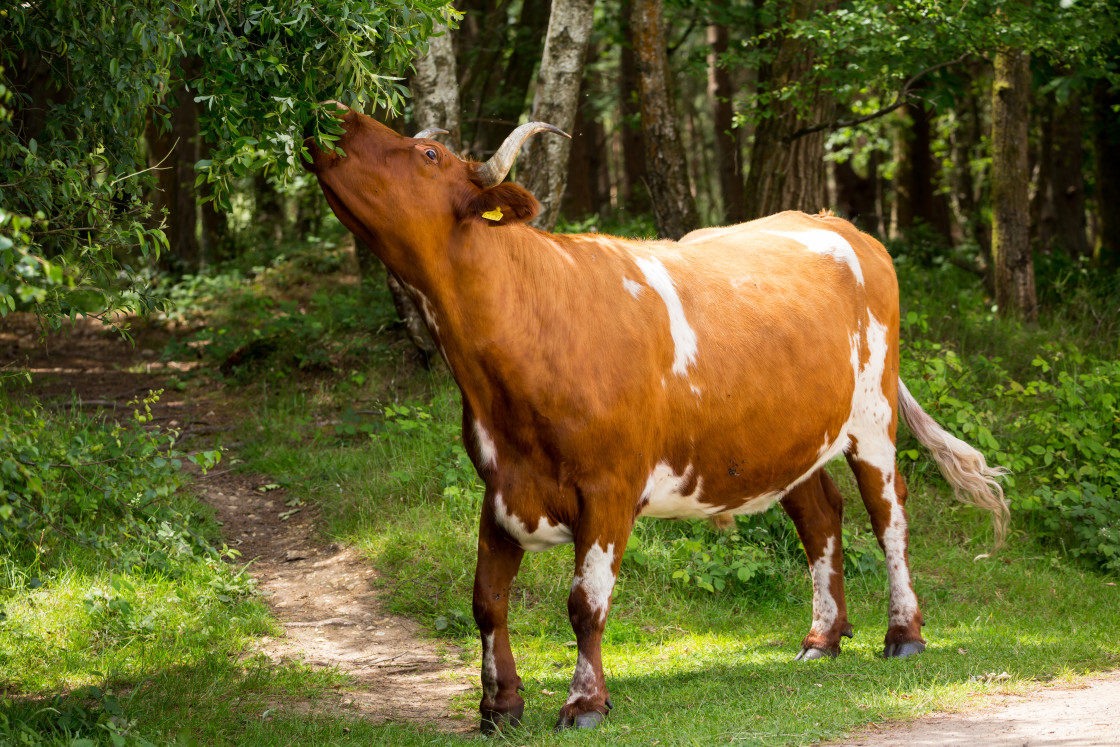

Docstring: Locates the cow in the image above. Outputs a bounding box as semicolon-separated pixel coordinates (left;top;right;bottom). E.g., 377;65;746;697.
302;103;1009;733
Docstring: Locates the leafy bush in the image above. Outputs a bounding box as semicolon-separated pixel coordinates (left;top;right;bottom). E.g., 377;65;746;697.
0;389;223;571
900;312;1120;571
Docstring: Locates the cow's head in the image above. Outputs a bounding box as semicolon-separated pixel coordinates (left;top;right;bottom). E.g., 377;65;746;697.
303;103;567;252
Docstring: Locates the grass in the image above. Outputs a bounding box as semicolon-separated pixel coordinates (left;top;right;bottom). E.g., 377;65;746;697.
2;238;1118;745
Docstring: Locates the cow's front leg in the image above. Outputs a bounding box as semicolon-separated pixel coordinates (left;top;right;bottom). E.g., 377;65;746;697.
555;519;632;730
782;470;854;660
473;507;526;734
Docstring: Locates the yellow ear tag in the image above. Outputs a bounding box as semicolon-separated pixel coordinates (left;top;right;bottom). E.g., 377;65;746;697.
481;206;504;222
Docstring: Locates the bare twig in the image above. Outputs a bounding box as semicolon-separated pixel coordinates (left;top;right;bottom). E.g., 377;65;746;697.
784;54;970;143
109;139;179;186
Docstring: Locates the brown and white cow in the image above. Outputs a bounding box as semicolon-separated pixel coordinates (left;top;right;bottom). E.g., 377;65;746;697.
303;105;1008;733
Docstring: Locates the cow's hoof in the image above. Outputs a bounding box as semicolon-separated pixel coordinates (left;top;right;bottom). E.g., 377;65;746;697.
883;640;926;658
555;709;607;731
480;704;523;735
795;646;838;661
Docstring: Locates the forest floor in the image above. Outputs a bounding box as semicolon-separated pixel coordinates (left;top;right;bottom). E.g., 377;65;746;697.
3;293;1117;745
0;313;475;734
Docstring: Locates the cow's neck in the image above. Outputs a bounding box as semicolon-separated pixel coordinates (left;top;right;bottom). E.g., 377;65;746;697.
381;221;577;417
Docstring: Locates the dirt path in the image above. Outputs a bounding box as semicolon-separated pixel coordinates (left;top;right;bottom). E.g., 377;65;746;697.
1;314;476;733
206;471;475;731
824;673;1120;747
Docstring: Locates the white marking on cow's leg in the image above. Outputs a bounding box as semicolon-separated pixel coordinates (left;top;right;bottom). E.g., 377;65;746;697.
565;653;597;706
763;229;865;285
622;277;644;298
473;419;497;471
879;468;919;629
633;256;698;375
809;535;839;635
481;631;498;701
571;542;616;623
844;309;923;648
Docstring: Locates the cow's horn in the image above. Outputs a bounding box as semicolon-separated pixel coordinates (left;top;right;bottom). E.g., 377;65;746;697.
475;122;571;187
414;127;449;139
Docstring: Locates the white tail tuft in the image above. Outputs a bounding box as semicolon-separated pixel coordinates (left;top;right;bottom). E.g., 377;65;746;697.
897;379;1010;550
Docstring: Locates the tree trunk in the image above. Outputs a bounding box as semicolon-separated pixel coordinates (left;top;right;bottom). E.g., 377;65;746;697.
708;24;743;224
254;172;284;243
1092;78;1120;267
562;82;605;219
833;158;879;234
472;0;550;155
618;0;648;211
630;0;698;239
991;48;1037;321
521;0;597;231
411;24;463;150
950;63;993;291
742;0;834;219
145;74;201;273
895;98;953;243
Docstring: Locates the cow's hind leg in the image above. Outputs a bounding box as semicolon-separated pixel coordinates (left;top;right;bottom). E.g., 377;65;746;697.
782;470;854;660
846;441;926;658
473;506;527;733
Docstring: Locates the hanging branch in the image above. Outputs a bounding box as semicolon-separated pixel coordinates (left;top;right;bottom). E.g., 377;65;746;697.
784;54;970;143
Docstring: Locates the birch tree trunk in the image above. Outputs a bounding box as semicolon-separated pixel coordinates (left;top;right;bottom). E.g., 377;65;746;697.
991;47;1038;321
380;26;464;365
631;0;699;239
411;24;462;150
522;0;597;231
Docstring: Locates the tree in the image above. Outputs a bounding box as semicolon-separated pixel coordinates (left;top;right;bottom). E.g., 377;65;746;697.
411;24;463;151
631;0;699;239
521;0;597;231
708;24;743;225
991;47;1037;321
742;0;835;219
1;0;455;329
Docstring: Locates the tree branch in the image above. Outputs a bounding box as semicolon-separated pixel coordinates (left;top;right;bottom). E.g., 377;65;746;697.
784;54;970;143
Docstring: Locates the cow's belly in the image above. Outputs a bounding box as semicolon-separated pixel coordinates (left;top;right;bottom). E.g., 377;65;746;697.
636;423;852;520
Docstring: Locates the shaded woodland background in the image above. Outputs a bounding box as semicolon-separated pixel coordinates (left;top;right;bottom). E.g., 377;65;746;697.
5;0;1119;328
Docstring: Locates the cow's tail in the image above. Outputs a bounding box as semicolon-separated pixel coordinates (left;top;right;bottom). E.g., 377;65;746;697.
897;379;1010;552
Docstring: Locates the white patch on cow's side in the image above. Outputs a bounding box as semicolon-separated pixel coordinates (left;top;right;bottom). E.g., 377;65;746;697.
638;462;715;519
481;632;498;701
544;237;576;265
810;536;839;634
474;419;498;471
691;384;702;398
818;433;833;457
730;275;757;289
572;541;616;623
622;277;644;298
565;653;597;705
634;256;698;376
765;229;865;286
494;492;574;552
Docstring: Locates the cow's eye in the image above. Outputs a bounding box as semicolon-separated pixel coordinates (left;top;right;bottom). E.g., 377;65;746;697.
424;148;438;161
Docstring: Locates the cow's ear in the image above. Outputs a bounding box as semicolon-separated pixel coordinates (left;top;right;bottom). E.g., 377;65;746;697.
460;182;539;226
